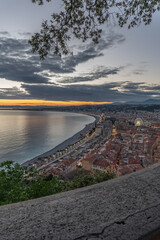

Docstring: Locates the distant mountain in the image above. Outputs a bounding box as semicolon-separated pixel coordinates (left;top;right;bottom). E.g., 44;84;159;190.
112;100;143;105
143;99;160;105
125;100;143;105
111;102;125;105
112;99;160;105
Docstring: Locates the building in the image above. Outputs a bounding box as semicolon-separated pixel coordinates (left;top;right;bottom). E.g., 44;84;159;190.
92;159;109;172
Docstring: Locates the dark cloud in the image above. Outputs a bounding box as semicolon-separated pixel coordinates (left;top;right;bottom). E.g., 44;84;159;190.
142;85;160;91
0;31;129;102
0;56;49;84
122;82;145;90
0;31;9;36
18;32;31;37
21;82;121;102
61;67;121;84
120;82;160;97
64;32;125;70
0;87;29;99
133;68;147;75
0;32;125;86
96;33;125;51
132;61;149;76
21;81;159;102
0;37;64;83
1;80;160;102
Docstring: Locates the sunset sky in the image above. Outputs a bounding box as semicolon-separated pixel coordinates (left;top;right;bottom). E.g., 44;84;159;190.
0;0;160;106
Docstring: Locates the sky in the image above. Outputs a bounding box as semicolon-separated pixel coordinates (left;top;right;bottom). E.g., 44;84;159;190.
0;0;160;106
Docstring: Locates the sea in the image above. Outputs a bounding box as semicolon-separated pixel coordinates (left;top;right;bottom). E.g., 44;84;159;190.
0;110;95;165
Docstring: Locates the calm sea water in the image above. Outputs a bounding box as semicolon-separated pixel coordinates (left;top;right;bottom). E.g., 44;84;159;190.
0;110;95;164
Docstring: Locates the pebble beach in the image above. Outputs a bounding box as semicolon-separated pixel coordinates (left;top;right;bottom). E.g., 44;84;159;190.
22;117;97;167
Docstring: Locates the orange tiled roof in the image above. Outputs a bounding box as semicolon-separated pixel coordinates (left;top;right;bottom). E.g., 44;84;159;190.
93;159;109;168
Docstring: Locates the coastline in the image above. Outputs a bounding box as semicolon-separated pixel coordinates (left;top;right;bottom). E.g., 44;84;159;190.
22;114;98;167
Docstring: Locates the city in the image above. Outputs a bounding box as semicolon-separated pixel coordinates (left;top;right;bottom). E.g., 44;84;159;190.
31;105;160;179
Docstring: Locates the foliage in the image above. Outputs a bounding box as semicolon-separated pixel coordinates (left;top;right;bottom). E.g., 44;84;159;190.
0;161;116;205
30;0;160;58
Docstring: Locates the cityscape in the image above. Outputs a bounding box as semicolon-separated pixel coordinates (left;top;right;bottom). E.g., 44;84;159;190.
0;1;160;238
28;104;160;179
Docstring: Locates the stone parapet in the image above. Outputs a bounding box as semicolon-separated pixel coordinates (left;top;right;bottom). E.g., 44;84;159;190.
1;163;160;240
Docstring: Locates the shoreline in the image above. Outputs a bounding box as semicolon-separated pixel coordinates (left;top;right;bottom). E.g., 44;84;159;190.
22;114;98;167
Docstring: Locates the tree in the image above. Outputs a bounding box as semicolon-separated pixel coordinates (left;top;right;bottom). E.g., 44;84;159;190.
0;160;116;205
29;0;160;59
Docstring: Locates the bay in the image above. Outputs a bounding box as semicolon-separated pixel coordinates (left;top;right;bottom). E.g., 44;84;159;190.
0;110;95;164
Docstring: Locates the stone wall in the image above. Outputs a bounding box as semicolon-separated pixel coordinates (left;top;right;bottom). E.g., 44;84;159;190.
1;163;160;240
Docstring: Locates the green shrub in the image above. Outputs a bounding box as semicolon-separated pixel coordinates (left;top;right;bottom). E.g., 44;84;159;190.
0;161;116;205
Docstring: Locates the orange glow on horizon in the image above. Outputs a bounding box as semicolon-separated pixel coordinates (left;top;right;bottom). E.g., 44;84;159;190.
0;99;112;106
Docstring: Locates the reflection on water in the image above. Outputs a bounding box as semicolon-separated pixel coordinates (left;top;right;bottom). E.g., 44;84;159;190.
0;110;94;164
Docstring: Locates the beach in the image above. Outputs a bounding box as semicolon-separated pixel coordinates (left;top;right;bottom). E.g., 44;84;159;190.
22;115;97;167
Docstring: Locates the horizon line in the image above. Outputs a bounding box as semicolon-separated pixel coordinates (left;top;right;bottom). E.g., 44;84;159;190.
0;99;113;107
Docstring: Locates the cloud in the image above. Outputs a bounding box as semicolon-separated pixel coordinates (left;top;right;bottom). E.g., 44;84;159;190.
0;31;125;86
133;71;144;75
133;68;147;76
0;31;9;36
118;82;160;97
0;37;63;83
0;87;29;99
21;81;154;102
60;66;122;84
1;80;160;103
121;82;145;90
0;31;128;102
18;32;32;37
21;82;121;102
63;32;125;71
